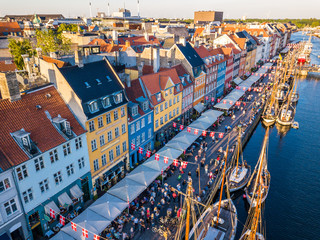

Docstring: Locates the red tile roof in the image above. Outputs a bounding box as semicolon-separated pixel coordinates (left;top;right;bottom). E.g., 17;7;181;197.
0;22;21;36
229;35;246;50
42;56;68;68
0;60;17;72
88;39;128;53
194;28;204;38
194;46;226;66
125;79;145;103
171;64;194;88
117;36;161;47
0;85;86;169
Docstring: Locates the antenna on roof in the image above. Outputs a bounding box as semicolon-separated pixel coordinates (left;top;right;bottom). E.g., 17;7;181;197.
137;0;140;18
89;2;93;18
107;2;110;17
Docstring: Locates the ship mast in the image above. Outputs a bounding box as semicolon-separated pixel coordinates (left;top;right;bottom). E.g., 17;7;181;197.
185;181;193;240
248;178;263;240
235;127;241;176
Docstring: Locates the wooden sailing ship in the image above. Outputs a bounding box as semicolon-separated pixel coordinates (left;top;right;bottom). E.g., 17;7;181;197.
245;128;271;206
228;127;251;192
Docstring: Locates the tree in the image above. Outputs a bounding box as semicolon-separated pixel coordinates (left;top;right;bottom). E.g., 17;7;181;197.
57;23;80;34
8;39;35;70
36;29;71;56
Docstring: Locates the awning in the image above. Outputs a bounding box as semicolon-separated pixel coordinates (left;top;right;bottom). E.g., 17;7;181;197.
108;178;146;202
127;166;159;186
193;102;205;113
58;192;73;207
70;185;83;199
233;77;243;85
166;139;190;151
214;89;246;110
44;201;60;216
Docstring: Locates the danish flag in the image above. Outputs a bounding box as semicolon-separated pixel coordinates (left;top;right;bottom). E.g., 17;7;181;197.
173;122;177;128
255;73;258;76
146;150;151;158
236;86;240;90
243;87;246;91
82;228;88;238
173;159;179;167
187;127;191;133
49;208;55;218
229;101;233;105
236;101;240;106
217;99;221;103
202;130;206;136
223;100;227;104
155;154;160;161
194;129;198;135
71;222;77;232
210;132;215;137
219;133;224;138
138;147;143;154
243;102;246;106
211;97;215;102
181;162;188;169
94;235;100;240
254;88;257;92
205;96;209;100
131;143;135;150
179;125;184;130
164;156;169;164
248;87;252;91
59;215;65;226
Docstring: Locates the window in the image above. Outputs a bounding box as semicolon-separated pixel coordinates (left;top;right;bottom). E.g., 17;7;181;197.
121;107;125;117
141;118;145;128
137;135;140;146
165;114;168;122
39;179;49;193
142;101;148;111
66;164;74;176
63;143;71;156
34;157;45;171
78;157;85;169
88;101;99;113
115;127;119;138
22;188;33;203
101;154;107;166
173;98;176;104
160;117;163;125
107;131;112;142
165;102;168;109
89;120;95;132
177;107;179;115
109;150;114;162
177;95;180;102
170;88;173;94
132;106;138;116
169;111;172;119
169;99;172;107
157;93;161;102
160;104;163;112
75;137;82;149
53;171;62;185
148;114;151;124
114;110;119;120
122;141;127;152
155;120;159;128
98;116;103;128
176;84;180;92
102;97;110;108
142;132;145;142
122;124;126;134
93;159;99;171
116;145;120;156
130;124;135;134
131;139;135;147
136;121;140;131
49;149;59;163
106;113;111;124
100;135;105;146
4;199;17;216
91;139;97;151
114;93;123;104
0;178;11;193
16;165;28;181
148;128;152;138
155;107;159;114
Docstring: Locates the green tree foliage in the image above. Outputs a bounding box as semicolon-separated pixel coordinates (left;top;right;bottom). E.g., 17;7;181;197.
8;39;35;70
36;29;71;56
57;24;80;34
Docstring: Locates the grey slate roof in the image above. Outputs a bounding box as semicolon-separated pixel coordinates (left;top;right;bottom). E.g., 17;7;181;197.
176;42;204;68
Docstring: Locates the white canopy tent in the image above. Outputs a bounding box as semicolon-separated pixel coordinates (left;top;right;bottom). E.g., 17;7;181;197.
193;102;205;113
108;178;146;202
88;193;127;221
51;231;75;240
126;166;159;186
239;63;272;89
233;77;243;85
170;133;196;145
201;110;224;121
166;139;190;151
189;120;209;130
214;88;246;110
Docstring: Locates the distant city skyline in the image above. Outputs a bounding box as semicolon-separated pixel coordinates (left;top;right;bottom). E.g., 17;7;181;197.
1;0;320;19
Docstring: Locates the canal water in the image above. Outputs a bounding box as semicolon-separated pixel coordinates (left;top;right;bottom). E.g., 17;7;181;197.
234;32;320;240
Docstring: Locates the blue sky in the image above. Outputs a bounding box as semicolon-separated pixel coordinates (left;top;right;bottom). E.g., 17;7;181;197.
1;0;320;19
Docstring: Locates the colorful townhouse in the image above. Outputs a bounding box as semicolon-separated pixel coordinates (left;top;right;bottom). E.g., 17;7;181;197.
54;59;129;191
139;68;183;145
125;79;154;168
221;47;234;93
0;73;92;239
215;49;227;98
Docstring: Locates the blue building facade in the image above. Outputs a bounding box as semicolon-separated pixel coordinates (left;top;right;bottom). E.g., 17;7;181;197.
216;60;227;98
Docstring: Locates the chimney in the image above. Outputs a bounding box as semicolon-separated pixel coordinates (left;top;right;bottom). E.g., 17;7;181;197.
125;40;130;47
75;50;84;68
144;32;149;42
194;40;199;48
218;27;222;35
179;37;186;47
112;30;118;44
153;48;160;73
0;72;21;102
21;54;32;77
36;48;42;58
138;61;144;76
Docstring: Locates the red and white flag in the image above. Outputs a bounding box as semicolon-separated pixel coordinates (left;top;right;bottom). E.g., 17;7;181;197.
219;133;224;138
173;159;179;167
59;215;65;226
210;132;215;137
138;147;143;154
194;129;199;135
94;235;100;240
211;97;215;102
217;99;221;103
223;100;227;104
236;101;240;106
205;96;209;100
179;125;184;130
49;208;55;219
82;228;88;238
155;154;160;161
187;127;191;133
243;87;246;91
173;122;177;128
131;143;135;150
248;87;252;91
181;162;188;169
229;101;233;105
164;156;169;164
146;150;151;158
71;222;77;232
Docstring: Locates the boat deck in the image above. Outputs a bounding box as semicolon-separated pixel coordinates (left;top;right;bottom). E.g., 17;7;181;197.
229;165;251;192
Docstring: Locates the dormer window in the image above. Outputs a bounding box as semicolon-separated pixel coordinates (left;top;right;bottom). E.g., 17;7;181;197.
114;93;123;104
12;129;38;155
142;101;148;111
88;101;99;113
176;84;180;92
132;105;138;116
52;115;72;137
157;93;161;102
101;97;111;108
